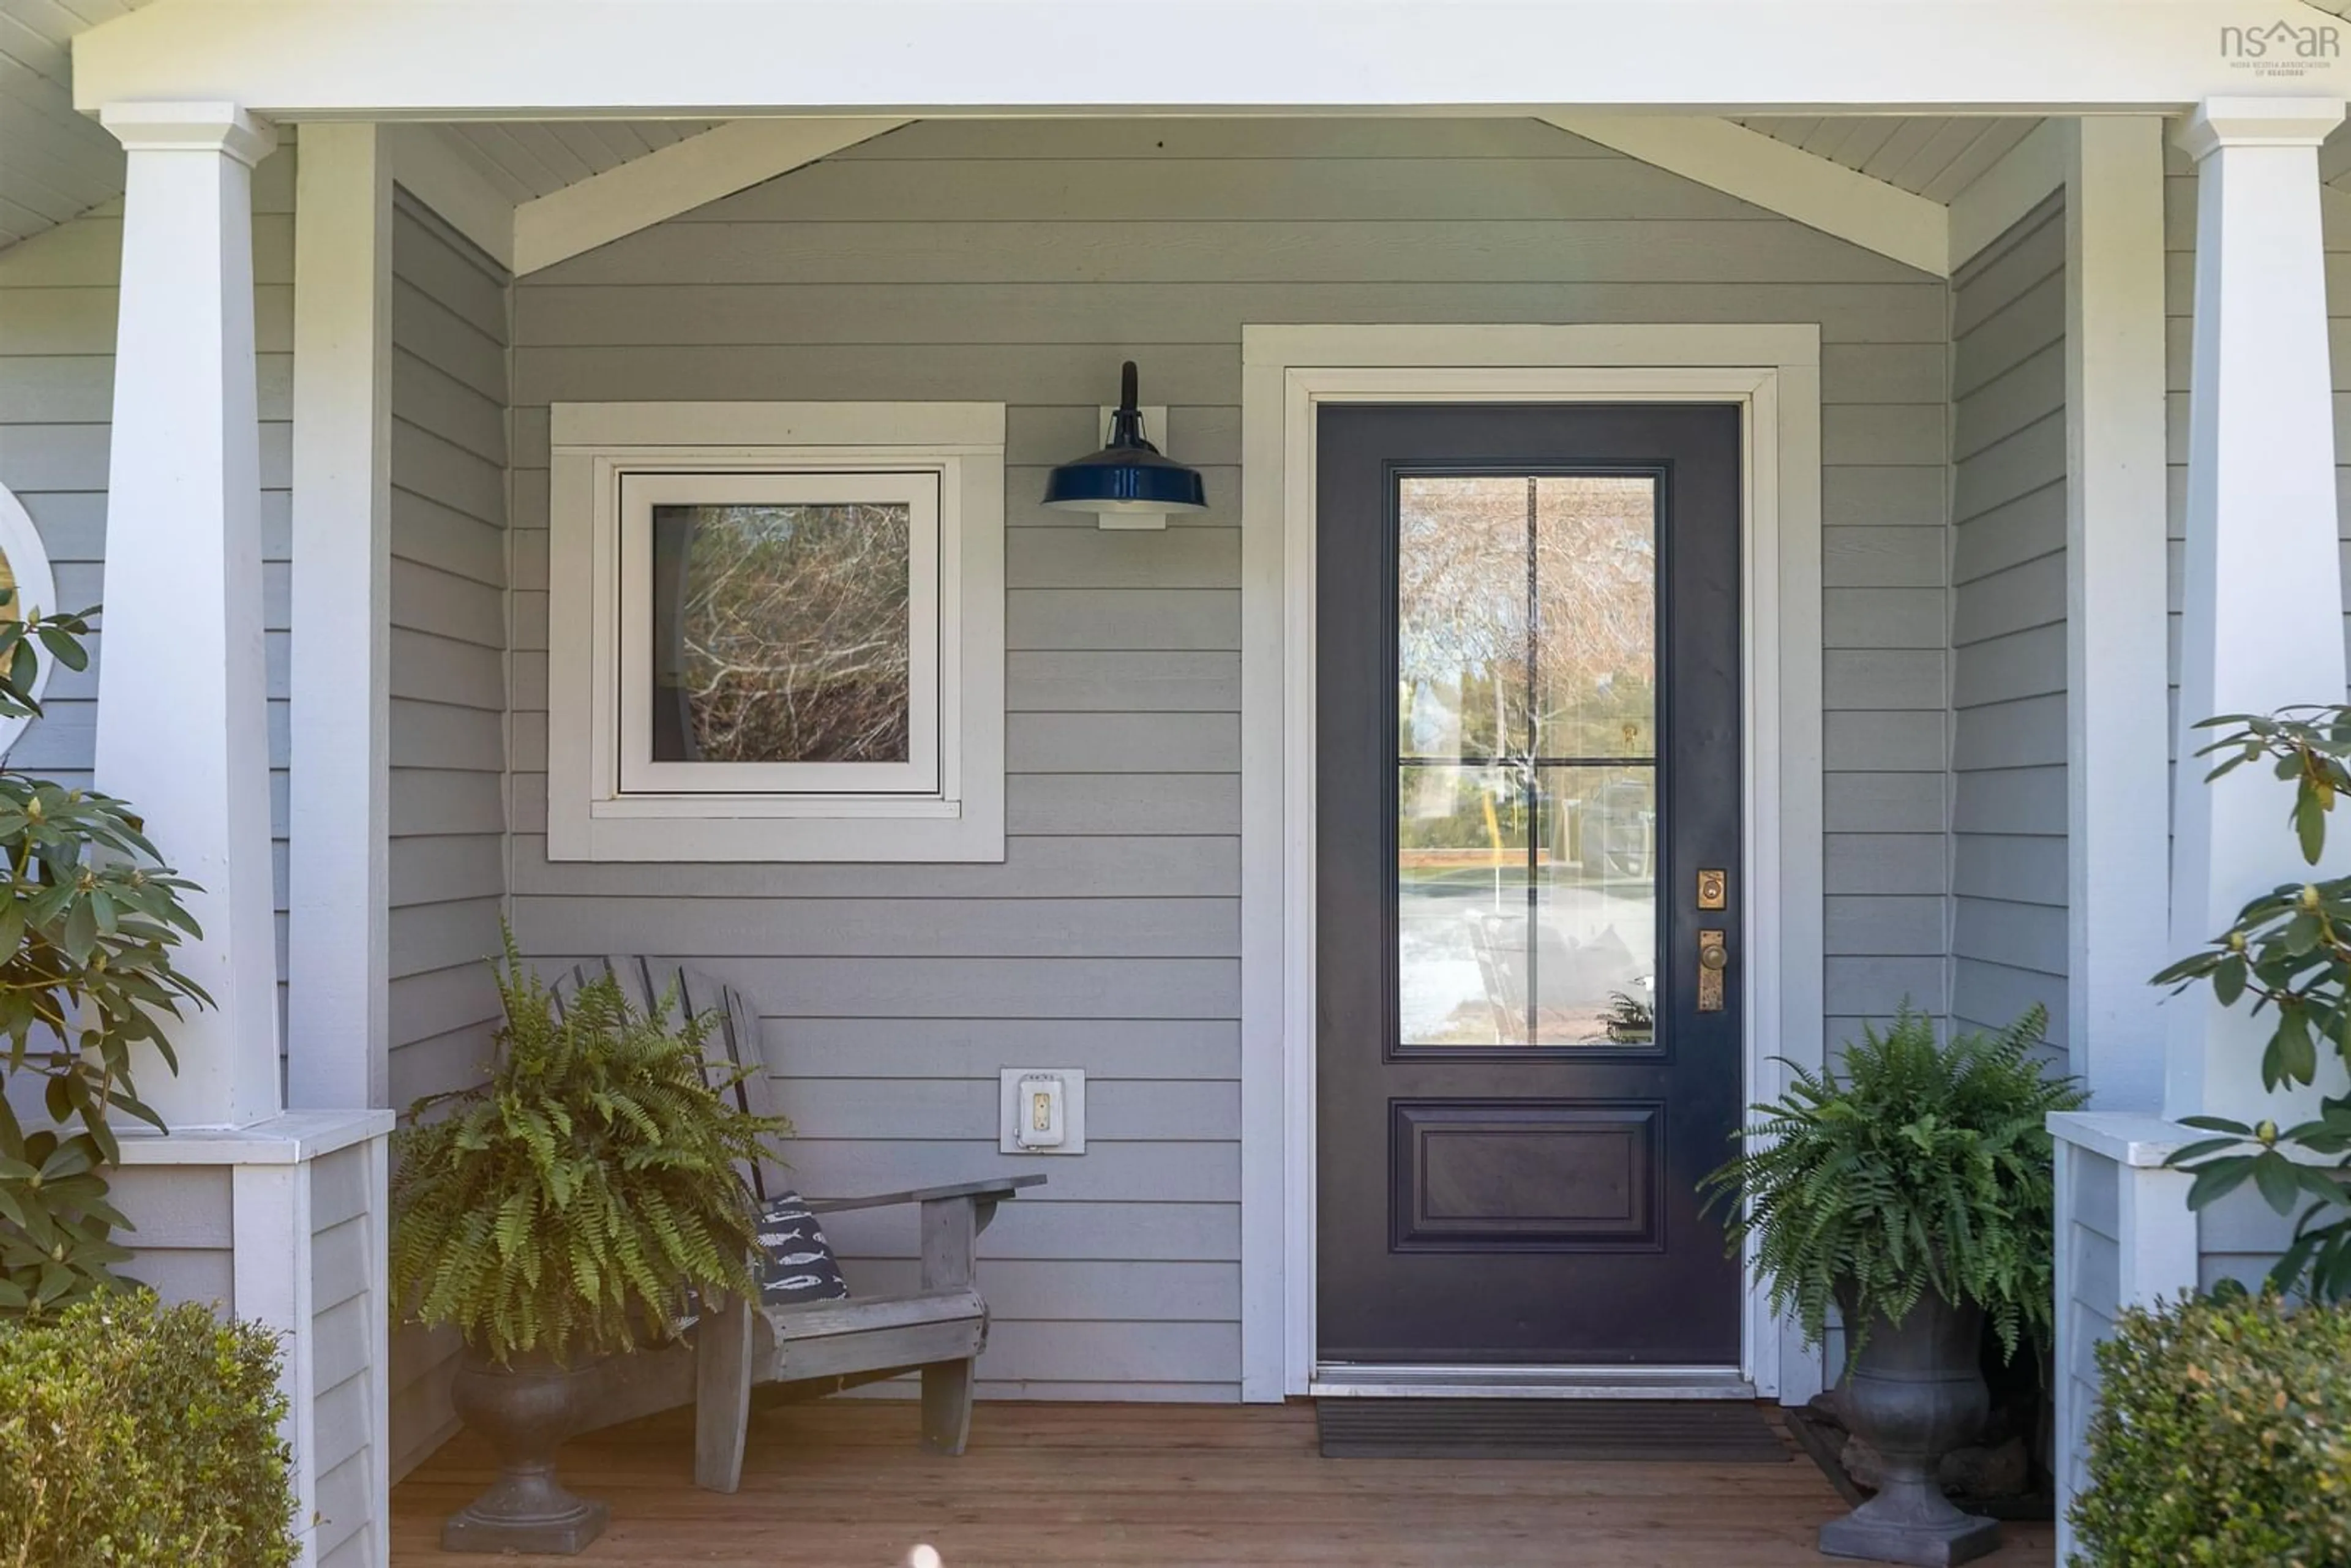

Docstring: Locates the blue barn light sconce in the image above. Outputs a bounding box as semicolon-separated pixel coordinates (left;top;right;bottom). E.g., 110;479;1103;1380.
1042;361;1209;531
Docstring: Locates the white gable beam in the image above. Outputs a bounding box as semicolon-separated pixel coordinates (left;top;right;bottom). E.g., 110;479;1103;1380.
513;118;906;276
1545;115;1948;278
1949;118;2068;271
74;3;2351;119
384;124;514;271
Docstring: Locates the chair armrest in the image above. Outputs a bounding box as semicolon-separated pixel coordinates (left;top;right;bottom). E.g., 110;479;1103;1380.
805;1173;1045;1215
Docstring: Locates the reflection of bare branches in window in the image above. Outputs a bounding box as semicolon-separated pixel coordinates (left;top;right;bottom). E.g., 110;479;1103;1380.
1397;476;1655;763
655;503;912;765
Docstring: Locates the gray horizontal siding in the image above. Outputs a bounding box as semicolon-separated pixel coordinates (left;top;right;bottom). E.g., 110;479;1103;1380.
0;149;299;1052
108;1164;236;1307
508;115;1949;1400
385;189;511;1479
1950;197;2067;1059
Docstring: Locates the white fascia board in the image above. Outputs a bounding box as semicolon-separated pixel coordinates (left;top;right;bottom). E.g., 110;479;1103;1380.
73;3;2351;118
1949;118;2068;270
513;118;906;275
384;124;514;271
1546;114;1949;278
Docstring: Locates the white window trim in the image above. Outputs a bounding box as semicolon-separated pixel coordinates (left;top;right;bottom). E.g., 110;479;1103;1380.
0;478;60;760
547;401;1006;863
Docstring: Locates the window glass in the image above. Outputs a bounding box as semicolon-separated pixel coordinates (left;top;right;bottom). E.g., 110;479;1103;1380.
1395;473;1660;1048
648;502;913;766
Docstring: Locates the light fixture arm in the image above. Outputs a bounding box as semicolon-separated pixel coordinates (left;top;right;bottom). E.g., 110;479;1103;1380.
1108;360;1155;451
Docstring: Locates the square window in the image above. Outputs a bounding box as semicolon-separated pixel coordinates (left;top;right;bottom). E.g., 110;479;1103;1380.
618;472;941;796
546;402;1007;863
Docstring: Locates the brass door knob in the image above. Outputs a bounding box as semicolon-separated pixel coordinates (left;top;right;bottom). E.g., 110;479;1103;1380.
1698;929;1728;1012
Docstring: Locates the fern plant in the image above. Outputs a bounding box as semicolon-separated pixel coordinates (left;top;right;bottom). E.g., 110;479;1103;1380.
1700;1005;2085;1362
389;935;788;1364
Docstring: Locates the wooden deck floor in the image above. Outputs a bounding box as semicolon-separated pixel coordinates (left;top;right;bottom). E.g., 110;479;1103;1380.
391;1400;2058;1566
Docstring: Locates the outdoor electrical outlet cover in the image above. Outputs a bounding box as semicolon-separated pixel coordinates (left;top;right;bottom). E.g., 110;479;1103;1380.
1000;1067;1087;1154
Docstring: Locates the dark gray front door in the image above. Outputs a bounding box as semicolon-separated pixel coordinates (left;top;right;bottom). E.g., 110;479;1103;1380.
1314;403;1744;1368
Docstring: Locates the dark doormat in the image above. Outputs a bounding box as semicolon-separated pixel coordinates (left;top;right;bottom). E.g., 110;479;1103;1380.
1315;1398;1793;1461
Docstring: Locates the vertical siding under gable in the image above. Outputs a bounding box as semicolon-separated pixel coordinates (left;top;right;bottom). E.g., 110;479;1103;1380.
1948;196;2069;1065
384;190;511;1474
507;117;1951;1399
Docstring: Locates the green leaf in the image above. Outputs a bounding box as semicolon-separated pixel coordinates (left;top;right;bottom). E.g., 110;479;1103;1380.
35;622;88;672
2188;1158;2259;1210
2276;1008;2320;1088
2255;1151;2303;1213
2287;909;2326;956
2213;954;2249;1007
2299;786;2330;863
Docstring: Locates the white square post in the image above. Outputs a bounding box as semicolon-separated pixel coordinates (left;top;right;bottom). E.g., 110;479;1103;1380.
2064;115;2171;1111
96;102;284;1131
288;122;394;1112
2053;96;2347;1552
2165;97;2351;1127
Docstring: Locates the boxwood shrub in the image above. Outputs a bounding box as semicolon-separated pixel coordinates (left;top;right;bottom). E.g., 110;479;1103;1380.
2071;1290;2351;1566
0;1290;298;1567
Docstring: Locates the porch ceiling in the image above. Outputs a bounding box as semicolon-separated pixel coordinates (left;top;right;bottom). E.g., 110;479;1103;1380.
0;0;722;252
0;0;159;250
12;0;2351;260
439;121;721;204
1734;116;2043;202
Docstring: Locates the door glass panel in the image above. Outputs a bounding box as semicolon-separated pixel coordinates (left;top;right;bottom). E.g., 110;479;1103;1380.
1398;476;1533;762
1534;765;1659;1046
1534;476;1657;760
1396;764;1529;1046
1395;473;1659;1049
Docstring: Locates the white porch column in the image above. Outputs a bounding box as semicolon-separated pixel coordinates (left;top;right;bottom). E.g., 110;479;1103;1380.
2167;97;2350;1125
2064;116;2172;1110
96;103;283;1130
288;123;392;1111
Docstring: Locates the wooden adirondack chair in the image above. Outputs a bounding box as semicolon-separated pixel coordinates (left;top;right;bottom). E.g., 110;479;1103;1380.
553;956;1043;1494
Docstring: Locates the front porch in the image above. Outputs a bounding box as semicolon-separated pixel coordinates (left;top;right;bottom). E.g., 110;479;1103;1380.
13;1;2351;1562
389;1401;2058;1567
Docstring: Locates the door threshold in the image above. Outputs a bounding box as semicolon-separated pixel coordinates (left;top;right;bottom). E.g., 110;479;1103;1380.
1310;1364;1755;1400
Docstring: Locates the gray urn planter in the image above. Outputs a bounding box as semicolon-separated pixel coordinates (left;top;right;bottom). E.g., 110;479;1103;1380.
1818;1292;2001;1567
440;1349;612;1555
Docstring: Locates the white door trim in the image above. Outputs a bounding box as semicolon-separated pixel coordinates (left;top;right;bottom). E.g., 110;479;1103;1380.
1237;324;1826;1405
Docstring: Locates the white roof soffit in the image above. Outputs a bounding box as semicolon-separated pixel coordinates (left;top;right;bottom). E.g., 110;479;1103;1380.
1547;115;1954;276
69;1;2351;119
0;0;165;252
384;117;906;276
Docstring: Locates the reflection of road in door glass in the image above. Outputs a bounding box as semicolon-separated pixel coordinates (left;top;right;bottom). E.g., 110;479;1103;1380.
1395;767;1657;1048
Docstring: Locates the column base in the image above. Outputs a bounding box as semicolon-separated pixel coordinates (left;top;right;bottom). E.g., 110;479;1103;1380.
442;1493;610;1556
1820;1496;2001;1567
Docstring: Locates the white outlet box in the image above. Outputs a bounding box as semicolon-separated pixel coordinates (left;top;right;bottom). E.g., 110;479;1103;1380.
1000;1067;1086;1154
